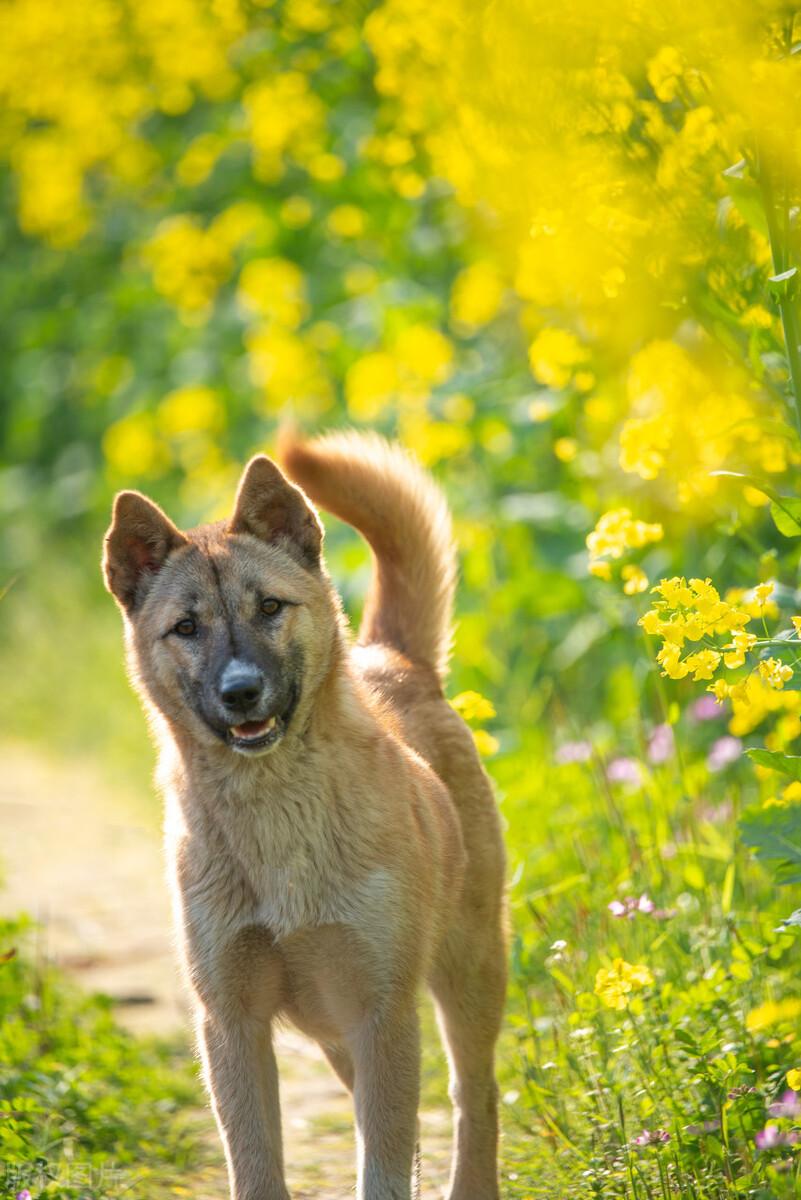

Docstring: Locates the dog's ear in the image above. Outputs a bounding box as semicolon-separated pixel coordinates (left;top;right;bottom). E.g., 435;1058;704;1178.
229;455;323;569
103;491;187;612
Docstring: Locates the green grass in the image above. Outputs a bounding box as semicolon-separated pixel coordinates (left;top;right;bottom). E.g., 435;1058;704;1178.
497;728;801;1198
0;916;206;1200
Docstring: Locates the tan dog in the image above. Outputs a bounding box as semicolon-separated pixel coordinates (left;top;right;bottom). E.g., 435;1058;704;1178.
103;430;507;1200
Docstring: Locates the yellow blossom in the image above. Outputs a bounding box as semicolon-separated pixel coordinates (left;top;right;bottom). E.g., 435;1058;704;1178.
657;642;689;680
586;509;663;566
451;690;497;721
746;998;801;1033
554;437;578;462
759;658;793;690
595;958;654;1010
589;560;612;581
723;630;757;669
528;328;587;389
622;564;649;595
451;262;505;327
684;650;721;681
237;257;307;328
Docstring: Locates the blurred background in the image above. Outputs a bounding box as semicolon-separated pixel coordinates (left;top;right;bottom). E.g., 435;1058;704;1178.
3;2;801;1198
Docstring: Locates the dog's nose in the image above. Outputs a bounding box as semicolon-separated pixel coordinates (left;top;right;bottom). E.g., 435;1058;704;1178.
219;662;264;711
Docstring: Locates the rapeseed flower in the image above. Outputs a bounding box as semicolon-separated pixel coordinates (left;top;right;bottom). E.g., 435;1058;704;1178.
595;958;654;1009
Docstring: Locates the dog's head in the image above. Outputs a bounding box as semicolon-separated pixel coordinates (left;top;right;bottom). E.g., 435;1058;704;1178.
103;455;338;757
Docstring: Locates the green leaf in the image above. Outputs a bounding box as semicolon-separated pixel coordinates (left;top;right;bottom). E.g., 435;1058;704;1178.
740;804;801;886
768;267;799;299
770;499;801;536
711;472;801;537
746;748;801;780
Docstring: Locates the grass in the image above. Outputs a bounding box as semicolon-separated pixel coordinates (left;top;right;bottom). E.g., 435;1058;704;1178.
497;726;801;1198
0;916;207;1200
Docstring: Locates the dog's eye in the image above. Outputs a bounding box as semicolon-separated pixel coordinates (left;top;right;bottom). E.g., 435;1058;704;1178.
174;617;197;637
261;597;282;617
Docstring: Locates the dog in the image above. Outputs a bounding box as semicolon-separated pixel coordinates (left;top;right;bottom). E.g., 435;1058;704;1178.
103;430;507;1200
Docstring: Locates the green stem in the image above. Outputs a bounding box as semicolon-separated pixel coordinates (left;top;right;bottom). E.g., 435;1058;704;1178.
757;145;801;435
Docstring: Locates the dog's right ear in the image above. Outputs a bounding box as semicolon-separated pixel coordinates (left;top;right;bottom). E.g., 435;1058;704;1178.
103;491;187;612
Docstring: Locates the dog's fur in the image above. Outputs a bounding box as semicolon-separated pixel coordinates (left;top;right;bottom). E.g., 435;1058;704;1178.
103;430;507;1200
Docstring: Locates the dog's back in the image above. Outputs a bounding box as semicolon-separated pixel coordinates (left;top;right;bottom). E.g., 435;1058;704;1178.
279;428;501;821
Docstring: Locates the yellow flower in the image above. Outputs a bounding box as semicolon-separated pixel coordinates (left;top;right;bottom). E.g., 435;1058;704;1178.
451;690;496;721
345;352;399;420
792;617;801;637
590;560;612;581
622;564;649;595
787;1068;801;1091
472;729;500;757
653;577;694;607
237;258;307;328
586;509;663;566
723;629;757;669
554;437;578;462
708;679;730;702
753;582;776;606
144;215;232;317
528;328;587;389
327;204;366;238
759;658;793;690
746;998;801;1033
684;650;721;681
157;386;223;438
640;609;664;636
657;642;689;680
595;958;654;1009
451;261;504;327
394;324;454;386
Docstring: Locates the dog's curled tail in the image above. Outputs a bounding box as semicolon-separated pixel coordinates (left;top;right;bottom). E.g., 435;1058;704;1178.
278;429;457;680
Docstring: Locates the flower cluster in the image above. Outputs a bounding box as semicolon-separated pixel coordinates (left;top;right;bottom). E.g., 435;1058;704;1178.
608;894;674;920
594;958;654;1009
586;508;663;587
640;576;801;746
366;0;797;505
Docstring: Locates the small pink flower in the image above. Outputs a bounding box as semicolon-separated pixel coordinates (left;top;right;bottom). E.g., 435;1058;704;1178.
632;1129;670;1147
555;740;593;765
608;893;672;920
768;1089;801;1119
647;724;674;764
691;694;724;722
755;1125;799;1150
16;1191;32;1200
707;736;742;772
607;757;644;786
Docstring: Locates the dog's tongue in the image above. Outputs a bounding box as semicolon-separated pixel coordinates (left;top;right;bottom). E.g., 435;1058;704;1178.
231;716;274;738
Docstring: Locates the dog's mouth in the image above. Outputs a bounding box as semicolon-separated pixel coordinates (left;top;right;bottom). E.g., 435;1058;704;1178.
225;687;298;756
227;713;286;754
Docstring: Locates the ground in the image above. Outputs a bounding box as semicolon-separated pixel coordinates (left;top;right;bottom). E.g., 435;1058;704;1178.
0;742;453;1199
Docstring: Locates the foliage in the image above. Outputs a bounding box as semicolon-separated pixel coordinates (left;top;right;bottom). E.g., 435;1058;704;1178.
3;1;801;1197
0;917;203;1199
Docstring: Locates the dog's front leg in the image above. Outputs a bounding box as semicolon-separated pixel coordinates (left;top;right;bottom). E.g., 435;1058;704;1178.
198;1011;288;1200
350;1008;421;1200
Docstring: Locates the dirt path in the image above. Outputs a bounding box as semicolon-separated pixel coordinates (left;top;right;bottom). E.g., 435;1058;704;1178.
0;743;453;1198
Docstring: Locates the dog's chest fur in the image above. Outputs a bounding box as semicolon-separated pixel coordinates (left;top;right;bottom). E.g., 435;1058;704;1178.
166;747;399;954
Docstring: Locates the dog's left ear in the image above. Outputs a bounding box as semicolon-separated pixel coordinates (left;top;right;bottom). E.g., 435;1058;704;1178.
230;455;323;569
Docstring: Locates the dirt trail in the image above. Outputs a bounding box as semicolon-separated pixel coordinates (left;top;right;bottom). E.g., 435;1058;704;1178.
0;743;452;1198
